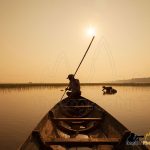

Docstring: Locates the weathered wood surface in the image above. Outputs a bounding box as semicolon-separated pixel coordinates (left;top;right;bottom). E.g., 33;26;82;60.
19;96;148;150
52;118;102;121
44;137;120;145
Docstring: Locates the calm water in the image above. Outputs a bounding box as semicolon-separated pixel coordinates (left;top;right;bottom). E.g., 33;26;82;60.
0;85;150;150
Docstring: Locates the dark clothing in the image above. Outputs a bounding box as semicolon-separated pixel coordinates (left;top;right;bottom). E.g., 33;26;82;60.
102;86;112;93
66;79;81;97
66;91;81;97
102;86;117;94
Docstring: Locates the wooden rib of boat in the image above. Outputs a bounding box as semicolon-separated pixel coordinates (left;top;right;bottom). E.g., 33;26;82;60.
19;96;148;150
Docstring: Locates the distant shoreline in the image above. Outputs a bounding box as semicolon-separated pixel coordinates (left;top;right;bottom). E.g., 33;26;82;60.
0;83;150;88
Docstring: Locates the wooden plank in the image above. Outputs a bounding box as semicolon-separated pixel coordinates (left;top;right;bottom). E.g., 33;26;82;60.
52;118;102;121
45;138;120;146
63;105;93;108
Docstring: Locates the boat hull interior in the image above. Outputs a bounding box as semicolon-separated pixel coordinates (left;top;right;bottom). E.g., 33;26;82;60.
19;96;148;150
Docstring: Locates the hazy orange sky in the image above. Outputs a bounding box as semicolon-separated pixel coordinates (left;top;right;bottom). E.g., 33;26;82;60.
0;0;150;83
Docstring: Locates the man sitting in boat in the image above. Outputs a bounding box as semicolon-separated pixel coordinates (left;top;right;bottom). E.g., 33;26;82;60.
66;74;81;98
102;86;117;94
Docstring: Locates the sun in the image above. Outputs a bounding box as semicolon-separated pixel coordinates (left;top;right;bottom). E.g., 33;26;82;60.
86;27;96;37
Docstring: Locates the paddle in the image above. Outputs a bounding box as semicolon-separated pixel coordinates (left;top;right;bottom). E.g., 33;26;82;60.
60;36;95;101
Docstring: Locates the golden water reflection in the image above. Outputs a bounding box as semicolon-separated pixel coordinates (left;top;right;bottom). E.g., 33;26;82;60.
0;85;150;150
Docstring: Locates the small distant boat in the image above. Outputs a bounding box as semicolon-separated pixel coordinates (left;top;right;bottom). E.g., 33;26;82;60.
19;96;147;150
102;86;117;95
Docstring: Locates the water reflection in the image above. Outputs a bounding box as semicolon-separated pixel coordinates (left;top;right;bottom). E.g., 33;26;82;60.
0;85;150;150
0;84;65;92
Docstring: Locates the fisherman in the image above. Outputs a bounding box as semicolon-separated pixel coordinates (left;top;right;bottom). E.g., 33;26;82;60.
102;86;113;93
66;74;81;98
102;86;117;94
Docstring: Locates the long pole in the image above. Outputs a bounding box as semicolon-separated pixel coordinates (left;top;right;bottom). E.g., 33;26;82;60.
74;36;95;76
60;36;95;101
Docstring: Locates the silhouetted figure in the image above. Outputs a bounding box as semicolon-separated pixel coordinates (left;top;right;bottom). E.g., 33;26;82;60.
66;74;81;98
102;86;117;95
126;133;143;145
102;86;112;92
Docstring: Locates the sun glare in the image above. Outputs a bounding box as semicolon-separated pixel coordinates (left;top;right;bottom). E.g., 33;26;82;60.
87;27;96;37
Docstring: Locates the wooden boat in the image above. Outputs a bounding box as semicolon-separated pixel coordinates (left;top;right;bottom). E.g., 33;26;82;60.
103;89;117;95
19;96;148;150
102;86;117;95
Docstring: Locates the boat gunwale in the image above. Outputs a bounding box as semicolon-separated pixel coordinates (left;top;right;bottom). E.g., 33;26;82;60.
19;96;138;150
